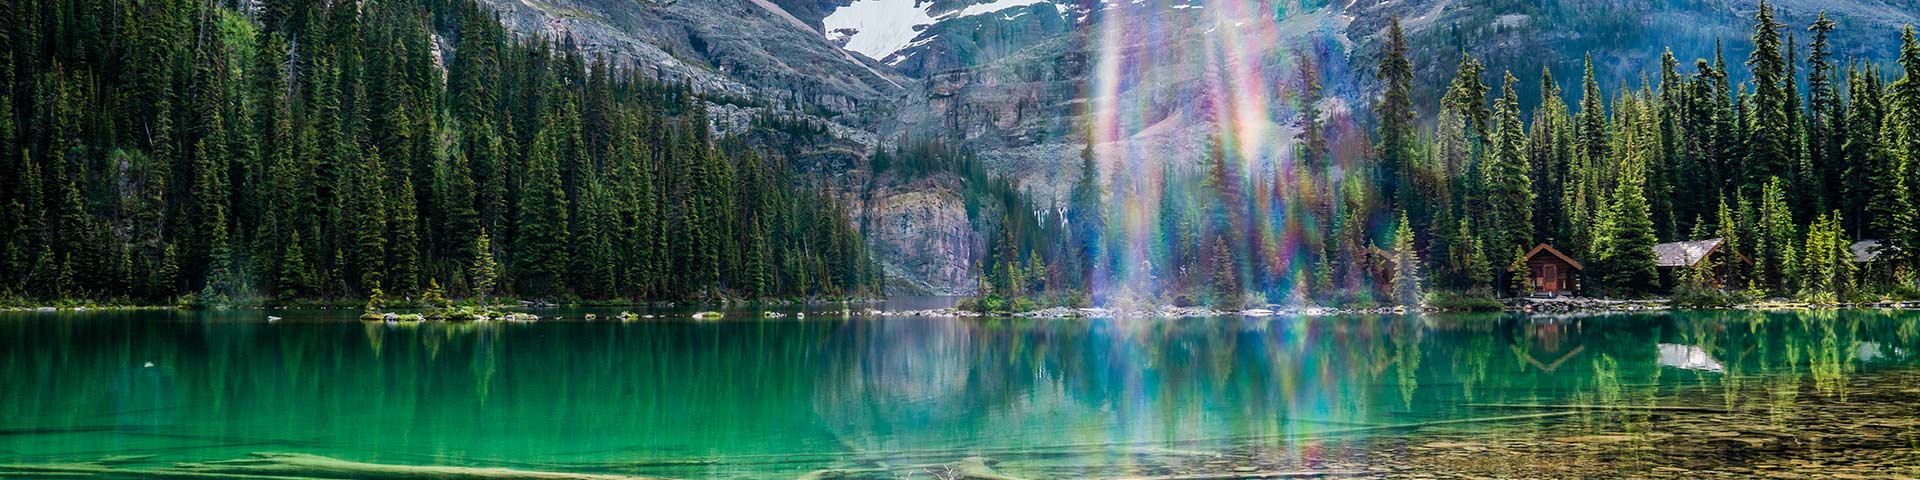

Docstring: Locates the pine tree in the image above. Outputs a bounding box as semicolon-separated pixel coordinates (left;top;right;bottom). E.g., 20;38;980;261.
276;230;312;299
387;172;424;296
1577;54;1609;187
1807;13;1843;211
1067;143;1106;291
188;139;232;293
1745;0;1792;190
1845;65;1887;236
1799;210;1853;302
1893;27;1920;234
1484;73;1535;288
471;228;499;306
744;216;771;298
1596;150;1660;297
1389;211;1422;307
1376;15;1416;208
515;117;571;296
346;145;389;294
1294;51;1330;174
1506;248;1532;297
1208;235;1241;308
1757;177;1800;294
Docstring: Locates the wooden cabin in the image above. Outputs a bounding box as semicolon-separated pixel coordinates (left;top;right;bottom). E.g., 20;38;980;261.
1523;244;1583;295
1654;238;1748;288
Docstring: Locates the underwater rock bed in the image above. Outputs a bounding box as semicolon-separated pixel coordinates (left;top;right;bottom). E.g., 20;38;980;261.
1127;368;1920;480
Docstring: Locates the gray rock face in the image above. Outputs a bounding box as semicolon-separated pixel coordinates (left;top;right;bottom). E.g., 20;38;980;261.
473;0;905;112
854;173;980;295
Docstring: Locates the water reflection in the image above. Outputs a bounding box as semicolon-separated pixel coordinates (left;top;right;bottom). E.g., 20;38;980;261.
0;309;1915;476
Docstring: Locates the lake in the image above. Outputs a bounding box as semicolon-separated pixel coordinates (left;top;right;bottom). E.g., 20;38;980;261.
2;307;1917;478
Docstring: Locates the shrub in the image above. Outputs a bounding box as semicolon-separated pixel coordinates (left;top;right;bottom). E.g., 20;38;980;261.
1671;285;1751;309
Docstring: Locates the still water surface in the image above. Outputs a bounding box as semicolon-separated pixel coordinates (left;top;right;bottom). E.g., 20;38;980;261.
1;307;1915;477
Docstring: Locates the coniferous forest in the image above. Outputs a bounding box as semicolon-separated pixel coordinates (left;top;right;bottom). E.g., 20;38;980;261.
0;0;877;305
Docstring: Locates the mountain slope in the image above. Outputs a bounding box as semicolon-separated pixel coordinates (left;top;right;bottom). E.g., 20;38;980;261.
474;0;906;113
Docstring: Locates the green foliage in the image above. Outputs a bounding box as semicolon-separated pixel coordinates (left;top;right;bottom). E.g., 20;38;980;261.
1671;283;1754;309
1389;212;1423;307
1425;292;1503;311
1798;211;1854;303
1594;144;1660;297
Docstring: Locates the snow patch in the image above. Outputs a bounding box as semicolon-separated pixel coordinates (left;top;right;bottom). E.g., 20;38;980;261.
824;0;1053;59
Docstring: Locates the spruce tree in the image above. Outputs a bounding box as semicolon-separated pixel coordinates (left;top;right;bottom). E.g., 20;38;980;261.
1596;149;1660;297
471;228;499;306
515;117;571;296
1294;51;1330;174
1376;15;1416;208
1389;211;1423;307
1067;143;1106;291
346;146;390;294
1484;73;1535;274
1807;13;1842;210
1756;178;1799;293
1867;113;1917;277
1845;65;1887;236
1799;210;1852;302
1577;54;1609;186
1745;0;1792;190
276;231;312;299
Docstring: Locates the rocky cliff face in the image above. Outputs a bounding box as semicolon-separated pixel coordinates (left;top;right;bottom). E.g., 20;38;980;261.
857;173;980;295
472;0;905;113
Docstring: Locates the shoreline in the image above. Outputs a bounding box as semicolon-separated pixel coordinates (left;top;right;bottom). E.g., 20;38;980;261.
12;297;1920;317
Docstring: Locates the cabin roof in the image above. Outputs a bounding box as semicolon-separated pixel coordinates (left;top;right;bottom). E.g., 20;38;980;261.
1654;238;1723;267
1524;243;1584;270
1852;240;1896;263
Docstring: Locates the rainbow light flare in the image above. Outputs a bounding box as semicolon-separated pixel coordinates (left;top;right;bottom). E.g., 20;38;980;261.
1087;0;1376;306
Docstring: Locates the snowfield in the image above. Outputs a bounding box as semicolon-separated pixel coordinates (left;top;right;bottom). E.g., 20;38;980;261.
824;0;1053;59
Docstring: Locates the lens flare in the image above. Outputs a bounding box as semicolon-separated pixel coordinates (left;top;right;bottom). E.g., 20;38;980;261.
1086;0;1375;306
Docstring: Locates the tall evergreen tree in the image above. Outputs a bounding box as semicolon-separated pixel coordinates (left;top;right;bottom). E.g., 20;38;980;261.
1745;0;1793;191
1595;146;1659;297
1483;72;1534;287
1376;16;1416;209
1806;13;1843;213
514;117;571;296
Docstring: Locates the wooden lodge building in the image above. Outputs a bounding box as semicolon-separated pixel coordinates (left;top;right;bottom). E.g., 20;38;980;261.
1522;244;1583;295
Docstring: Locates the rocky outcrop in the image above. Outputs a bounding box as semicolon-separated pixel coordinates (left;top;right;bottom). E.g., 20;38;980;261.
473;0;905;114
855;173;980;295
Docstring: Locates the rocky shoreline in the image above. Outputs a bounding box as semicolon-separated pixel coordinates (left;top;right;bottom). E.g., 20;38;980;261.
879;296;1920;318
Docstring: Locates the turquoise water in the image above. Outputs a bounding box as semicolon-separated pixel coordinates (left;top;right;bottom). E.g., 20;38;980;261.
1;308;1915;477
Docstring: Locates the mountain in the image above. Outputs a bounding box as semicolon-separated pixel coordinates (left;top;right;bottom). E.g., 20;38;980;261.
471;0;907;113
469;0;1918;294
